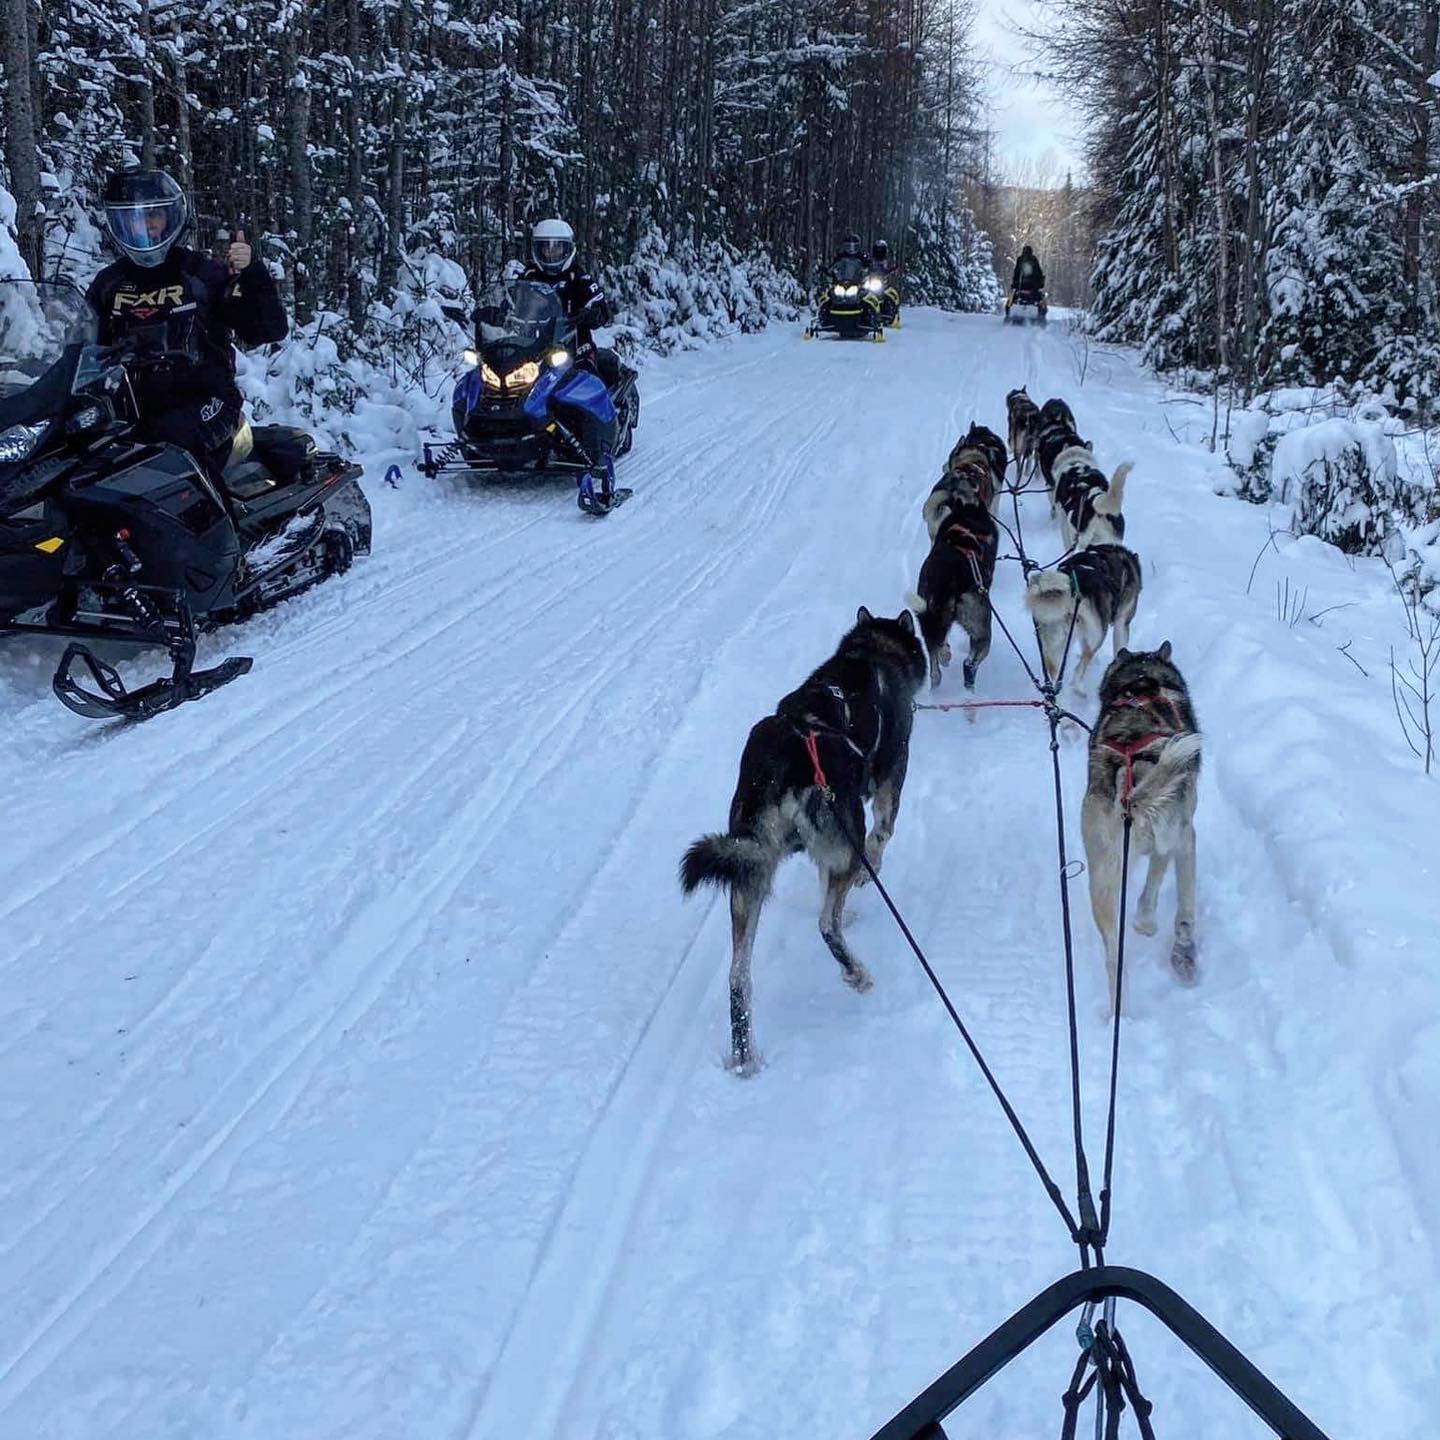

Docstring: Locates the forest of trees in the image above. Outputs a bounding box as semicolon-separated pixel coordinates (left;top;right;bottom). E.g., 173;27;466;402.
1042;0;1440;409
0;0;1001;334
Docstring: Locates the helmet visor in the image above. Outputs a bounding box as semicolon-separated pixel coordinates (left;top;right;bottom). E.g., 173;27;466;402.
533;237;574;270
106;199;184;256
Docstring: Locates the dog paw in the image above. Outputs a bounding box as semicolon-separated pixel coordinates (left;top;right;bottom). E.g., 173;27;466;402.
1170;939;1197;984
1133;909;1159;937
844;963;874;993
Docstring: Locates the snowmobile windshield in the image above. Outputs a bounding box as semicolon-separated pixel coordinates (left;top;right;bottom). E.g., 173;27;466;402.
832;257;867;284
475;281;565;348
0;280;96;416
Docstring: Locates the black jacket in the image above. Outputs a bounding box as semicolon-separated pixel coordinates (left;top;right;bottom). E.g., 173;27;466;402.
86;246;288;410
1012;253;1045;291
519;262;611;349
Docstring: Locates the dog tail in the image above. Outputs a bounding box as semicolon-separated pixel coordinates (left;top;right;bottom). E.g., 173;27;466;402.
906;590;927;615
679;833;770;896
1024;570;1074;623
1095;461;1133;516
1126;733;1202;821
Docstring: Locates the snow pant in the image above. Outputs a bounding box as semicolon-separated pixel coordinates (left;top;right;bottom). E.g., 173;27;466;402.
141;389;245;489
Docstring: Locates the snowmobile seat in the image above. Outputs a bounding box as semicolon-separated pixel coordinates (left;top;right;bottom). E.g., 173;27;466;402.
221;425;316;501
250;425;316;482
220;421;276;500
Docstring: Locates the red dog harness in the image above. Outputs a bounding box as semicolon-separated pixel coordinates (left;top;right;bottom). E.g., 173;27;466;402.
1098;693;1187;809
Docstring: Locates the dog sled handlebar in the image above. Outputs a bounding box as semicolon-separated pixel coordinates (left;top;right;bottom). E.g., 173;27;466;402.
867;1265;1333;1440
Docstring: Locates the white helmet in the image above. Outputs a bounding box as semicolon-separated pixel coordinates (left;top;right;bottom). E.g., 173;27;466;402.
531;218;575;275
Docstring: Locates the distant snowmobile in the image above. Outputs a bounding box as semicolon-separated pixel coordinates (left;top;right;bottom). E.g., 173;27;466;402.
805;257;886;342
1005;285;1049;326
0;279;370;719
421;280;639;516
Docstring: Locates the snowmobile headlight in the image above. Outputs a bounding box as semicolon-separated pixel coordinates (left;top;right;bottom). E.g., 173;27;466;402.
507;361;541;389
864;276;884;293
0;421;47;464
481;361;503;389
548;348;570;369
462;348;480;367
839;284;860;298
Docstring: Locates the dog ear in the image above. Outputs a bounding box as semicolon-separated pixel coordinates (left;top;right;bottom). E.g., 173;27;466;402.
898;609;916;636
1115;647;1130;661
857;605;874;625
1158;639;1172;660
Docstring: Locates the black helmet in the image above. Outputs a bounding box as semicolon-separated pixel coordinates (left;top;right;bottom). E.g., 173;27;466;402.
837;232;863;258
1020;243;1034;257
103;169;188;268
872;239;890;262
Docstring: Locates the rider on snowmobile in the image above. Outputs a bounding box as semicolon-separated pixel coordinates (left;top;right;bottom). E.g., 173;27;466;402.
1011;244;1045;296
519;218;631;513
86;168;288;487
869;239;895;279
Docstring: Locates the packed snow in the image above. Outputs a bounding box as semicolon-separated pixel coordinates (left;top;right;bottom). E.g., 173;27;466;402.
0;309;1435;1438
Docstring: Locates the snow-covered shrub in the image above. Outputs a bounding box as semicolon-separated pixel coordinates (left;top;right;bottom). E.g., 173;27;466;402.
1270;419;1403;556
1226;409;1277;502
602;227;803;356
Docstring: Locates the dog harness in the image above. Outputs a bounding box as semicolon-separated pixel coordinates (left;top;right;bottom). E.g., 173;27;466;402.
1098;692;1189;809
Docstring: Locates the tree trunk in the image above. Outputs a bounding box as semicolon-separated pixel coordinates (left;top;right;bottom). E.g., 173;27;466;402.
1;0;43;276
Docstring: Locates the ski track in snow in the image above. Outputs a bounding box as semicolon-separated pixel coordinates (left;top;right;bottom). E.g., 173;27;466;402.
0;311;1434;1438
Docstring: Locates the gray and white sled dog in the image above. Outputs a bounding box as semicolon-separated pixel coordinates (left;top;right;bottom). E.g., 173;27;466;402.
679;607;928;1073
1025;543;1142;687
1006;386;1043;486
1081;643;1201;1014
1053;439;1131;549
925;423;1008;532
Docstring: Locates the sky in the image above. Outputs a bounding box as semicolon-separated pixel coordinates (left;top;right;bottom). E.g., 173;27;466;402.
970;0;1085;182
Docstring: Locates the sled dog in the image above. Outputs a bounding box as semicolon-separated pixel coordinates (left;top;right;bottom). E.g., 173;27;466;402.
1006;387;1043;486
1025;543;1142;686
1053;441;1131;548
910;498;999;691
680;607;928;1073
926;424;1008;533
1081;643;1201;1014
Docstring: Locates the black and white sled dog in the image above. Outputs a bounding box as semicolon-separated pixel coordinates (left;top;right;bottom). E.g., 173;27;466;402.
910;498;999;690
1025;543;1142;687
926;423;1008;534
1036;397;1085;512
679;607;928;1073
1052;440;1131;549
1081;643;1201;1014
1006;387;1043;486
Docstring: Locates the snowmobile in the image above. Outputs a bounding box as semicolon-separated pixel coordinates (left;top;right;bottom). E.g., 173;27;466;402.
868;267;902;329
420;280;639;482
0;279;371;720
1004;285;1048;325
805;257;885;341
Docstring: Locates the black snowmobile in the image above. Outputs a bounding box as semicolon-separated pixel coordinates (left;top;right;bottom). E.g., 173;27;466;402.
420;281;639;481
1004;285;1048;325
0;279;371;720
805;257;885;341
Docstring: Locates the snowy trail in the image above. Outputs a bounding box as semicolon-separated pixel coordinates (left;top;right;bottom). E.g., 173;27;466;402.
1;311;1434;1437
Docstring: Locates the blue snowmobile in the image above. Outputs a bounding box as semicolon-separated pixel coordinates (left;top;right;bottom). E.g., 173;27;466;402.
421;281;638;513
